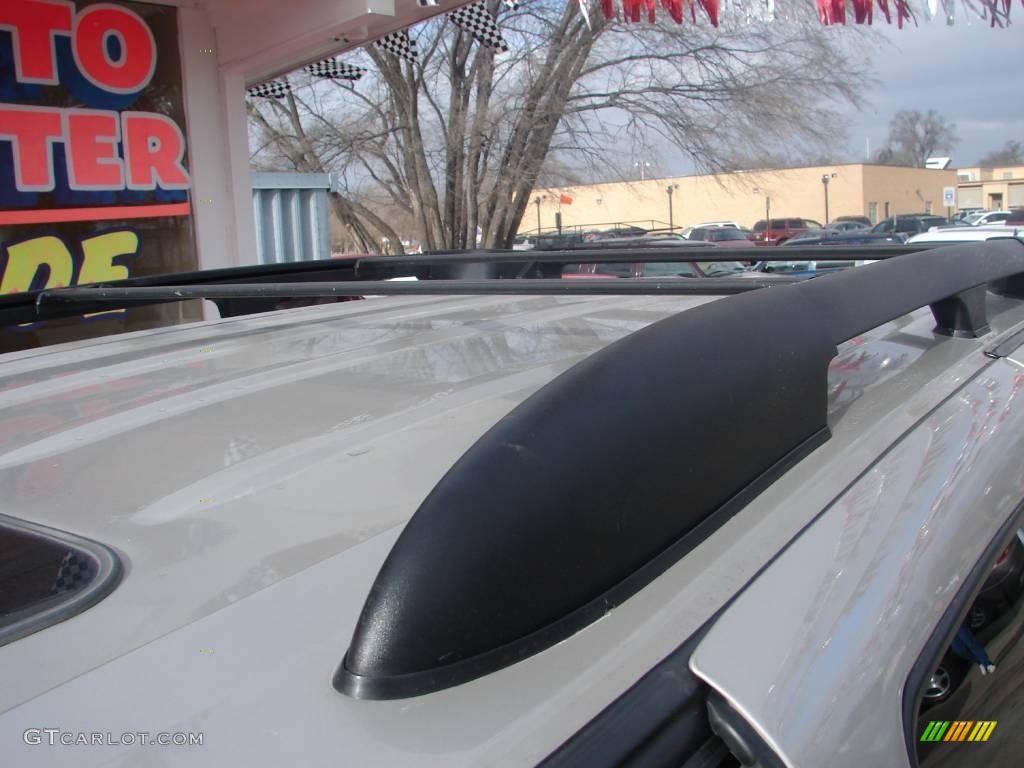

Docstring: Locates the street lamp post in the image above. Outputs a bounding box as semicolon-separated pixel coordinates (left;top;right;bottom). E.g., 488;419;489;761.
753;186;770;233
821;173;837;224
534;196;542;234
666;184;679;231
634;161;652;181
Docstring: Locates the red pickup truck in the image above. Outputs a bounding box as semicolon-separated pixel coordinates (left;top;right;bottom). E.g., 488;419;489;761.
752;217;822;245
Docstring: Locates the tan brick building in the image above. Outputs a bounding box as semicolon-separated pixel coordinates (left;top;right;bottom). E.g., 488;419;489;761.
955;166;1024;212
523;164;958;235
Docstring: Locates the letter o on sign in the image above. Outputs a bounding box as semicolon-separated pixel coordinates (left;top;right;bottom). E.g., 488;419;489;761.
73;4;156;94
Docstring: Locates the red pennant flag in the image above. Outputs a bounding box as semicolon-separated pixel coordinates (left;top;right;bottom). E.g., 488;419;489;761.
851;0;873;23
697;0;719;24
559;194;574;205
661;0;684;23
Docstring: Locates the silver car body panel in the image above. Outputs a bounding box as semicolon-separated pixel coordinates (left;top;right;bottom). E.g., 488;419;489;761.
2;289;1024;766
691;354;1024;768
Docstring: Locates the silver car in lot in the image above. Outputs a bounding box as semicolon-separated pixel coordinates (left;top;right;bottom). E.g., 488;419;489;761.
2;241;1024;767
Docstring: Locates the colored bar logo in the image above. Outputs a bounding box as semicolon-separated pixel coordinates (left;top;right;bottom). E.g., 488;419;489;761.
920;721;997;742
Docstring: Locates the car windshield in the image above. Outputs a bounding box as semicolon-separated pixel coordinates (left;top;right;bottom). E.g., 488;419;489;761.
696;261;746;276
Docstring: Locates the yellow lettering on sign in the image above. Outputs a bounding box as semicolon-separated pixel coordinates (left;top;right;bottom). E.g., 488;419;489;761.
79;231;138;285
0;237;74;293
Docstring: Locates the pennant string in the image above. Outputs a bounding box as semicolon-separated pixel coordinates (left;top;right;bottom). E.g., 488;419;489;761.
593;0;1016;24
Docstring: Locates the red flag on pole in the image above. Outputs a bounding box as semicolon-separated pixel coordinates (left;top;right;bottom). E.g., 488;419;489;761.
559;194;574;205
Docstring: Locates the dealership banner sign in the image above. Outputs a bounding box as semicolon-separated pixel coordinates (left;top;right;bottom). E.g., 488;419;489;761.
0;0;196;349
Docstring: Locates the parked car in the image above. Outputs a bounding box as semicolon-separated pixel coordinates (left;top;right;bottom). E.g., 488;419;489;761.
751;217;822;245
832;214;872;227
748;259;853;276
971;211;1014;226
954;208;985;223
690;220;741;229
561;237;745;278
687;226;754;246
513;234;537;251
906;225;1024;245
823;220;869;232
871;214;948;236
4;241;1024;768
780;230;905;246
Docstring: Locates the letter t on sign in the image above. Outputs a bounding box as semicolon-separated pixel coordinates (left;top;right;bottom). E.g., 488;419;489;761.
0;0;74;85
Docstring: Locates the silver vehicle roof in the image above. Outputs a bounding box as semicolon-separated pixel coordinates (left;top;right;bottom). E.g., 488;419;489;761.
3;245;1024;766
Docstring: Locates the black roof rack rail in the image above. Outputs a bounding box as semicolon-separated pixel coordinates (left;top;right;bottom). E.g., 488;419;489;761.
332;239;1024;701
4;244;914;327
353;243;926;270
0;242;964;328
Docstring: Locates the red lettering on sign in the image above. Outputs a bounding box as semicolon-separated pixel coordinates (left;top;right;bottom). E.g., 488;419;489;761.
122;113;189;190
0;106;63;191
0;0;73;85
65;110;123;190
72;4;156;94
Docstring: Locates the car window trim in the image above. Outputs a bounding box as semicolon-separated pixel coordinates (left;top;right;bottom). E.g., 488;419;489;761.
901;501;1024;767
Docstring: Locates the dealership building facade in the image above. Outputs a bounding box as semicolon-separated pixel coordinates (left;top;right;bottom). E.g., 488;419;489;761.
524;164;962;235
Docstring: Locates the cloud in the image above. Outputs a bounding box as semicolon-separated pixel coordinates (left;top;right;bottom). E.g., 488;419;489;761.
845;20;1024;165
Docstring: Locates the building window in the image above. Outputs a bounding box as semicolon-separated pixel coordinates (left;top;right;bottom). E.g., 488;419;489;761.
1004;172;1013;180
884;202;891;218
925;201;933;214
868;202;878;224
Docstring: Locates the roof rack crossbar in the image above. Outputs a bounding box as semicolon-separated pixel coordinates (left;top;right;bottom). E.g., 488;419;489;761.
353;244;924;269
333;240;1024;701
36;277;800;303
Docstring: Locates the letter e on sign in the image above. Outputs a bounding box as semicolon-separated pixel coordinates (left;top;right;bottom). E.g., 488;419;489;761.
73;3;157;94
79;230;137;285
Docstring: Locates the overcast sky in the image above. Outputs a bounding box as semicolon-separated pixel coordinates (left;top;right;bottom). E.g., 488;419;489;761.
844;18;1024;166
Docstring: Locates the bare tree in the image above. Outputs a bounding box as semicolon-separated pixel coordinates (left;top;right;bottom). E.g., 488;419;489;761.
876;109;958;167
979;140;1024;167
249;0;875;251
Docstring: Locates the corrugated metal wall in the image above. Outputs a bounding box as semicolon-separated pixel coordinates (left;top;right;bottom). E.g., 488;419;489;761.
251;172;332;264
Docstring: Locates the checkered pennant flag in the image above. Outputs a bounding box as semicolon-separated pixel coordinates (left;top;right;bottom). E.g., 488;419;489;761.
503;0;523;8
50;551;97;595
375;30;418;63
246;80;292;99
304;59;366;81
449;2;509;51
